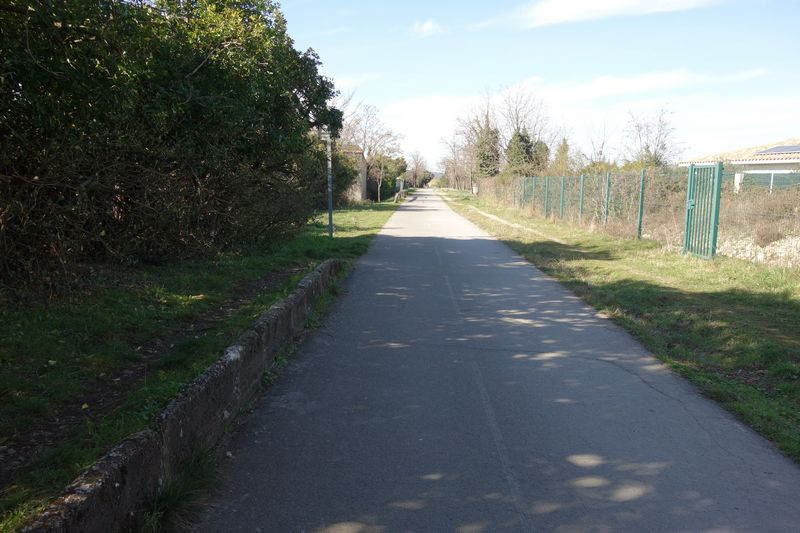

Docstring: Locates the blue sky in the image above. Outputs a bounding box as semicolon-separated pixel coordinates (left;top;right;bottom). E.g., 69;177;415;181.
282;0;800;167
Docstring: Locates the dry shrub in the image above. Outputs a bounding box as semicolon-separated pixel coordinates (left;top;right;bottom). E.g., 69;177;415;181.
754;225;785;248
719;185;800;241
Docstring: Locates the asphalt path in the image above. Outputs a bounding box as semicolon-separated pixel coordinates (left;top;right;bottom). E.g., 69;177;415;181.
197;190;800;532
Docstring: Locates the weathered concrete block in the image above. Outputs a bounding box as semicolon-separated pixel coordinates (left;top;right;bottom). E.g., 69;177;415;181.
271;302;291;343
288;292;309;335
23;430;160;533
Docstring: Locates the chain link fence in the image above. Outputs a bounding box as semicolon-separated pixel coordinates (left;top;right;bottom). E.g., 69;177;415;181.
477;168;800;267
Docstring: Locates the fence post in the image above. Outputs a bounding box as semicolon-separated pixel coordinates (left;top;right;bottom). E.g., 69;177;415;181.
526;177;531;204
578;174;585;221
636;169;646;239
708;162;723;257
603;172;611;225
559;176;566;217
545;176;551;217
531;176;536;211
683;164;695;254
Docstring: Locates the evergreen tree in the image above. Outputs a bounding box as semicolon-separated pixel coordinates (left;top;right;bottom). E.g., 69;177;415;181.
531;140;550;173
551;138;571;176
505;129;534;171
474;118;500;177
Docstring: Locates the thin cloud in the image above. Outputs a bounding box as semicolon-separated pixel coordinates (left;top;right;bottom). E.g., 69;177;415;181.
521;0;720;27
321;26;349;37
335;73;381;91
411;19;445;37
526;67;768;102
478;0;721;29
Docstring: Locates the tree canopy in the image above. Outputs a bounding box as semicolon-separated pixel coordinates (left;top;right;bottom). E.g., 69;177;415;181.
550;138;572;176
474;117;501;178
1;0;351;289
505;129;534;172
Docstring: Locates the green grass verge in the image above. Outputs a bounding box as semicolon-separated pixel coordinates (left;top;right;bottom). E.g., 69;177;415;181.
0;203;397;532
442;190;800;462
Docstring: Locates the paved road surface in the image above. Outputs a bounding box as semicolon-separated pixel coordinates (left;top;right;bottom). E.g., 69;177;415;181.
197;190;800;532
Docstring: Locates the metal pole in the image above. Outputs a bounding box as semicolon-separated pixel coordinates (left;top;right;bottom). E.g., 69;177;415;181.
326;132;333;238
603;172;611;225
708;162;724;258
578;174;584;221
636;169;646;239
769;172;774;194
559;176;566;218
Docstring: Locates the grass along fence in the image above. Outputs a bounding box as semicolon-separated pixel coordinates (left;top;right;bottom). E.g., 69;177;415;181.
478;169;800;267
442;189;800;467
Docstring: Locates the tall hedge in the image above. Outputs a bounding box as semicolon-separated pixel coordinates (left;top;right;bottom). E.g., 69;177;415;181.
0;0;352;292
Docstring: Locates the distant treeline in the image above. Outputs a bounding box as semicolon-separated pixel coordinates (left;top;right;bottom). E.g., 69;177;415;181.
0;0;354;293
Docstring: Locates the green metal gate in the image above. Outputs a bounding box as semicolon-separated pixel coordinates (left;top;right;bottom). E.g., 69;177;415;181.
683;162;723;258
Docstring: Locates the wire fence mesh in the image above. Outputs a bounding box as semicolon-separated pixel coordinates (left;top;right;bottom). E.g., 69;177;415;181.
477;167;800;267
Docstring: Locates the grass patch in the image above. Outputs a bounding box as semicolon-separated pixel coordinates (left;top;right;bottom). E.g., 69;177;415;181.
141;449;217;533
442;190;800;462
0;203;396;532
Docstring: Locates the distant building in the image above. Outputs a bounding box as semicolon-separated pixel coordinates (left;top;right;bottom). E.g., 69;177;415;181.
727;144;800;172
681;139;800;192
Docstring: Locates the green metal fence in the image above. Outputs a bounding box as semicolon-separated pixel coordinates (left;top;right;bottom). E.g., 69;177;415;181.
512;170;653;239
482;163;799;267
741;172;800;191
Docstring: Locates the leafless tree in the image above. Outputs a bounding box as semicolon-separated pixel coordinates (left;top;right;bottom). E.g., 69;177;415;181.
440;134;472;191
624;108;681;167
587;121;611;164
408;151;427;187
498;88;551;148
338;103;401;200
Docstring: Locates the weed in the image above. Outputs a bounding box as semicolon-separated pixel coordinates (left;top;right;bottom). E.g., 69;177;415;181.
141;449;217;532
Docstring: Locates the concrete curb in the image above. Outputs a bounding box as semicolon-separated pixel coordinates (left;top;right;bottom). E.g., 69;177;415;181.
23;259;347;532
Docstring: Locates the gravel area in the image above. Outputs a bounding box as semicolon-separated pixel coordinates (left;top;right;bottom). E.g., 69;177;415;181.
718;235;800;267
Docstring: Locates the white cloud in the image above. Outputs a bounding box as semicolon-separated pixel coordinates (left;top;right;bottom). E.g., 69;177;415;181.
522;67;767;103
411;19;445;37
505;67;775;160
515;0;721;28
382;93;478;169
379;67;786;168
671;93;799;159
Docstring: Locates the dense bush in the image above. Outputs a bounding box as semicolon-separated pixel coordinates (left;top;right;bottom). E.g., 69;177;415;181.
0;0;352;292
